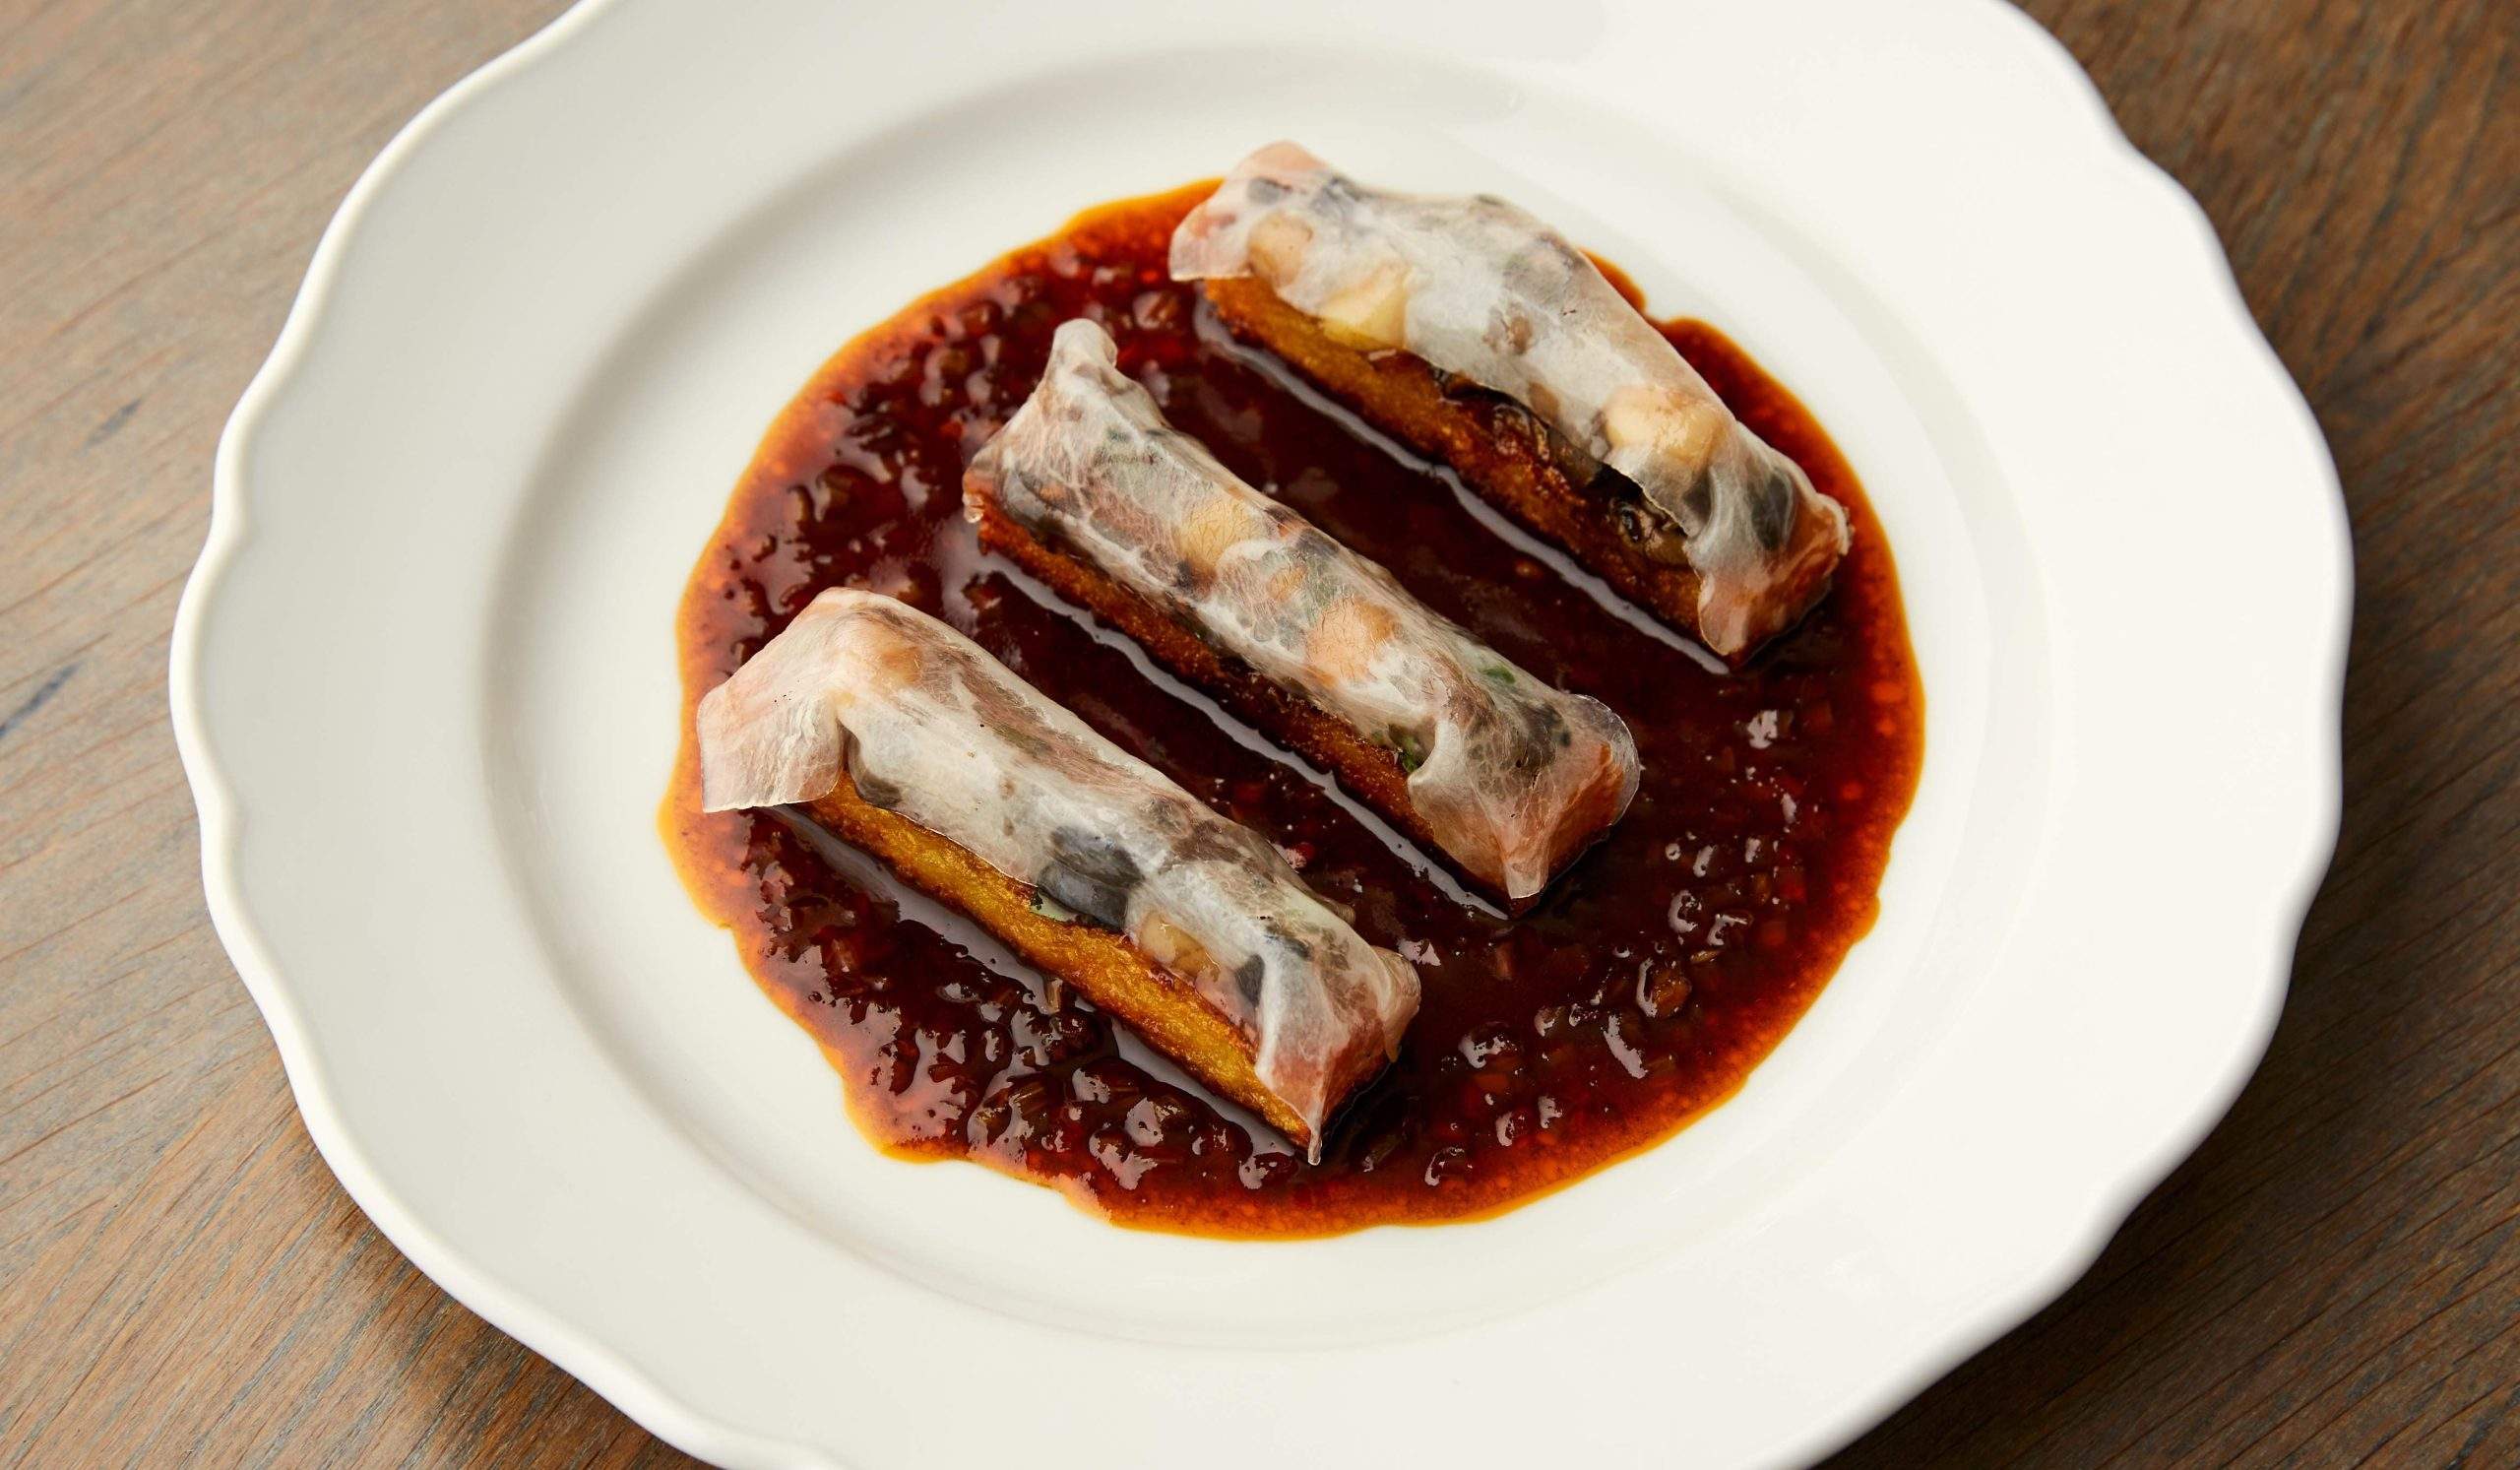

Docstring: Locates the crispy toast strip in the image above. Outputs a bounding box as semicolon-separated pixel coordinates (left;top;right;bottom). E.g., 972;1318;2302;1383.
1170;144;1847;660
800;777;1325;1146
966;320;1638;907
697;589;1418;1154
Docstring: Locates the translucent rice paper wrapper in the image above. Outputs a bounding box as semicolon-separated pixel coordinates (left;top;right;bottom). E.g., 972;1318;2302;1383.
696;588;1418;1150
1170;142;1852;658
969;319;1640;902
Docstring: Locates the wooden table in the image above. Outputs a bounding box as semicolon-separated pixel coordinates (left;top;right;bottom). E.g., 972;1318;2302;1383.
3;1;2508;1462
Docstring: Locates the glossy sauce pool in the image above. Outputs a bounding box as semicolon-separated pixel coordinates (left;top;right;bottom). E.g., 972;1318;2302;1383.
665;183;1922;1236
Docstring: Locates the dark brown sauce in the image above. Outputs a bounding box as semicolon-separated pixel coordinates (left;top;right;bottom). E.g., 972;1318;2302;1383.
664;182;1922;1236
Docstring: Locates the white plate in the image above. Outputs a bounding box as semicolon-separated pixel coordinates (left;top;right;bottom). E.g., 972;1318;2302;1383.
172;1;2348;1465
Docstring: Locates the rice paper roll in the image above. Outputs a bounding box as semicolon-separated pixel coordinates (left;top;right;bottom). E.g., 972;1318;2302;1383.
697;588;1418;1151
966;318;1640;904
1169;142;1851;659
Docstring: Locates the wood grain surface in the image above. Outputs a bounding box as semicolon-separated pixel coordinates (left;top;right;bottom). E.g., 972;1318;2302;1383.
0;0;2509;1463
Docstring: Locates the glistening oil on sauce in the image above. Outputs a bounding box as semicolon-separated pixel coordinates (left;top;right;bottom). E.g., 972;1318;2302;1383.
663;182;1922;1237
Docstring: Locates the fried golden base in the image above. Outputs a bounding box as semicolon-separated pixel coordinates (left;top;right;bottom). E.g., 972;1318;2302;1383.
1205;278;1832;664
804;778;1329;1148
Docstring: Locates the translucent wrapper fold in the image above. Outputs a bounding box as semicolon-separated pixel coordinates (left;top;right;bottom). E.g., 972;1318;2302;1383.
968;319;1640;902
696;588;1418;1151
1169;142;1851;658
